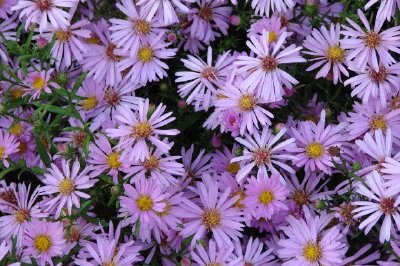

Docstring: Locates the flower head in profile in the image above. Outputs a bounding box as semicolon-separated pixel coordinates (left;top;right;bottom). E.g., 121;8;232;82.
22;220;65;265
12;0;77;33
39;159;96;218
234;31;306;102
106;98;179;161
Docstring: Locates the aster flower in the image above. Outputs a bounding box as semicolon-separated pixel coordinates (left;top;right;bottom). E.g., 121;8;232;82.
278;208;347;265
109;0;164;57
234;31;306;102
231;127;296;182
179;177;245;248
0;183;45;245
353;171;400;243
127;147;184;187
242;174;289;220
118;180;167;241
22;220;65;265
365;0;400;22
0;0;16;19
211;144;240;176
106;98;179;161
175;46;234;111
290;110;346;175
188;0;232;44
341;9;400;71
0;181;17;212
191;239;237;266
24;69;59;100
75;77;105;117
38;20;91;69
39;159;96;218
207;82;274;135
137;0;193;26
347;101;400;141
12;0;77;33
344;63;400;106
63;217;96;254
88;134;131;184
248;14;290;42
180;145;212;183
82;19;126;86
382;152;400;180
0;129;19;168
303;23;349;84
0;13;18;62
118;32;177;85
250;0;295;17
231;237;276;266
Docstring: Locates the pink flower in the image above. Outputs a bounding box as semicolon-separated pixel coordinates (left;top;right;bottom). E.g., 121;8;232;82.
24;69;59;100
242;174;289;220
234;31;306;102
22;220;65;265
106;98;179;161
0;129;19;168
39;159;96;218
12;0;77;33
303;23;349;84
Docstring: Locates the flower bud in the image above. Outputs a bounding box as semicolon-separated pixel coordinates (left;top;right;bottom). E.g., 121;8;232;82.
211;134;222;148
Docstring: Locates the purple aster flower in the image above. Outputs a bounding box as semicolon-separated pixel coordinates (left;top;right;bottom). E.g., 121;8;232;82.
175;46;234;111
127;147;184;187
382;152;400;180
234;31;306;102
278;208;347;265
341;9;400;71
22;220;65;265
0;129;19;168
88;134;131;184
232;237;276;266
82;19;126;86
248;14;291;42
250;0;294;17
0;0;16;19
179;145;212;185
242;174;289;220
118;32;177;85
179;176;245;248
12;0;77;33
0;183;45;246
39;159;96;218
24;69;59;100
231;127;296;182
211;144;240;176
344;63;400;106
63;217;96;254
0;181;17;213
137;0;193;26
290;110;346;175
106;98;179;161
191;239;236;266
353;170;400;243
109;0;164;57
38;19;91;69
207;82;274;135
188;0;232;44
303;23;349;84
0;15;18;62
118;180;167;242
365;0;400;22
75;77;105;117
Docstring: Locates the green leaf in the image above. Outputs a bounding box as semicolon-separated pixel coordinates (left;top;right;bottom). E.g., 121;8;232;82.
33;102;78;118
0;165;18;180
71;71;88;97
34;134;51;167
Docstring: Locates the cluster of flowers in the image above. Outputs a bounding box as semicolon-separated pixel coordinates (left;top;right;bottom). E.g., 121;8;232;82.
1;0;400;265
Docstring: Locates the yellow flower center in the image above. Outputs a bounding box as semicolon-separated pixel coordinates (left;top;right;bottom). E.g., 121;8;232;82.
258;190;275;205
136;195;153;211
81;96;98;111
55;30;71;42
10;87;24;99
142;155;159;170
201;209;221;229
0;146;5;159
226;162;240;174
369;115;387;130
306;142;324;159
364;32;381;48
326;45;345;63
34;234;52;253
137;46;154;63
86;35;101;44
134;20;151;35
132;122;152;139
239;94;257;112
231;189;246;209
15;209;29;223
33;76;45;91
103;262;116;266
269;31;277;42
303;242;321;262
9;123;23;136
59;179;74;195
106;152;122;169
